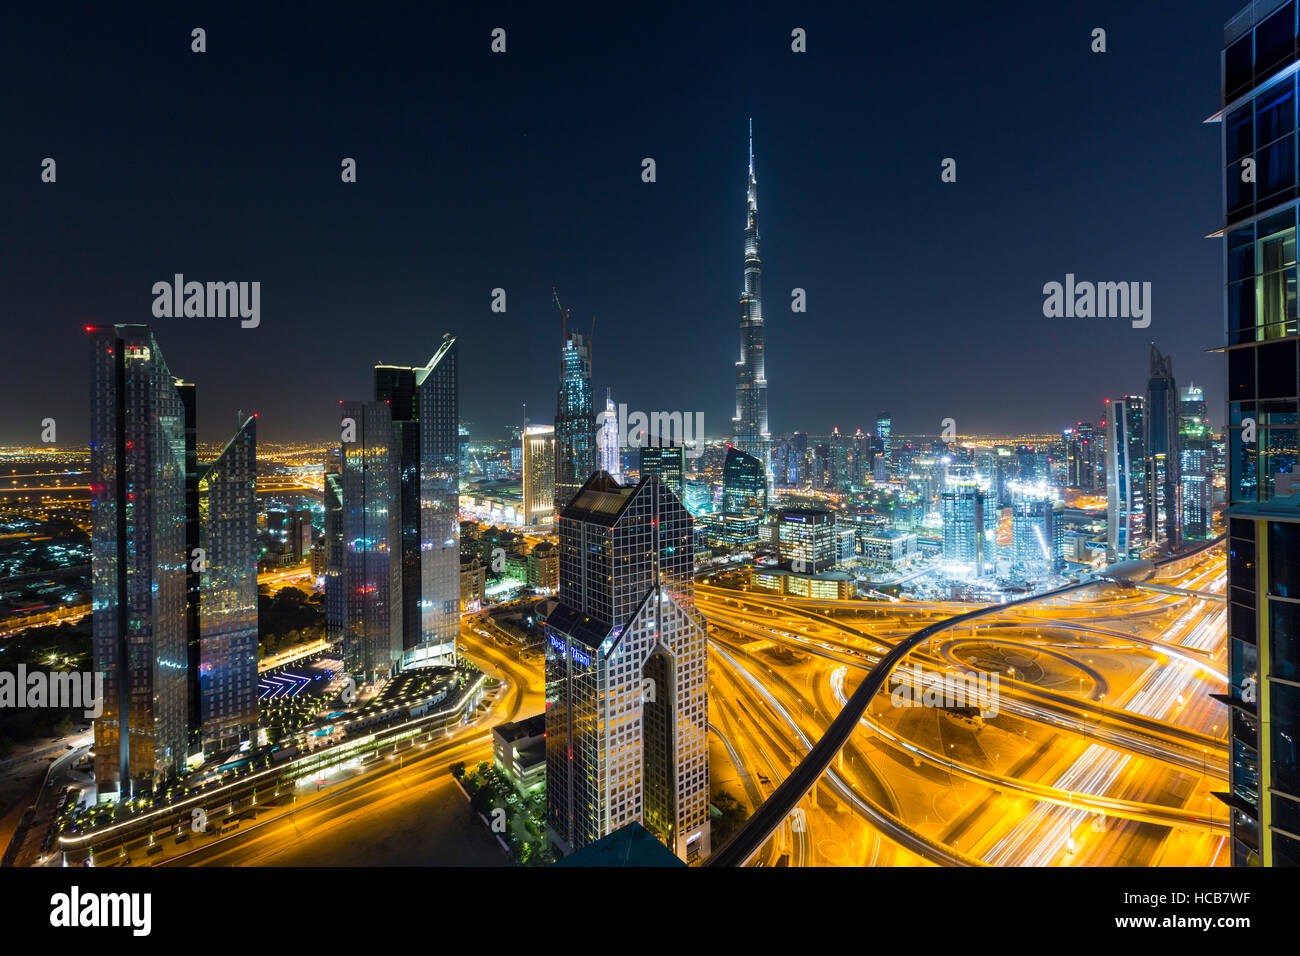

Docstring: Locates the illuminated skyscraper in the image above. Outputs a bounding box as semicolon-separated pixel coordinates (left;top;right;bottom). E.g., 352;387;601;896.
545;472;710;863
639;445;685;500
90;326;259;795
598;387;622;481
338;400;400;681
91;325;191;795
373;336;461;667
196;414;259;753
1146;345;1182;550
941;464;995;574
733;120;770;465
522;424;556;527
555;325;595;512
1010;481;1064;581
1106;397;1141;559
875;412;892;480
1064;423;1097;490
1179;383;1211;541
1217;0;1300;866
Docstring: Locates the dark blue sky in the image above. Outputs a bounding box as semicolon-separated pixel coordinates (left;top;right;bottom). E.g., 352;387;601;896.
3;1;1239;445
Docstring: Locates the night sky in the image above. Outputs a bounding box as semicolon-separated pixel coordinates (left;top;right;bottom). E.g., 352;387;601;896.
4;1;1240;446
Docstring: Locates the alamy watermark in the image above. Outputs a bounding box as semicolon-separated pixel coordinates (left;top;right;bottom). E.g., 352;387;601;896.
0;666;103;718
1042;274;1150;329
888;662;1000;719
151;274;260;328
596;404;705;459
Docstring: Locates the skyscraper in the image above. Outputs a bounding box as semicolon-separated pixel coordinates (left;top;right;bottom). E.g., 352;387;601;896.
598;387;622;481
875;412;892;480
639;444;685;500
1216;0;1300;866
91;325;191;795
1064;422;1097;491
1179;383;1211;541
1146;345;1182;550
338;399;400;681
732;120;770;466
373;336;461;667
90;325;259;795
941;464;994;574
522;424;556;527
1105;397;1144;560
545;472;710;863
1010;481;1064;581
554;321;595;513
196;414;259;753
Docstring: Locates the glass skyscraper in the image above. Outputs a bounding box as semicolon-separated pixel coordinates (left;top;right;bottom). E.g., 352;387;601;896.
338;399;400;681
598;387;622;481
1180;383;1212;541
91;325;191;795
196;414;259;753
555;329;595;513
545;472;710;863
1146;345;1182;550
90;325;259;794
372;335;461;668
1216;0;1300;866
639;444;685;501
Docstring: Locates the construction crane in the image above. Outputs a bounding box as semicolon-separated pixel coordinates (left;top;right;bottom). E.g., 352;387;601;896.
552;286;568;343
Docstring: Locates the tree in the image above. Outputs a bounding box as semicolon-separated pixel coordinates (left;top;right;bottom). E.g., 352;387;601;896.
451;761;466;781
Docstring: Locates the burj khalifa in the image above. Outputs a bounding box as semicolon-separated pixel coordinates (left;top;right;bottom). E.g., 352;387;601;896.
732;119;770;466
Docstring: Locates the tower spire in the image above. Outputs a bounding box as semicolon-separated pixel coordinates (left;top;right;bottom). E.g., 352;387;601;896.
748;117;753;178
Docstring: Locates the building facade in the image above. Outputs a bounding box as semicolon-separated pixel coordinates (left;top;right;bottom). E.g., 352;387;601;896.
1217;0;1300;866
555;329;595;512
545;472;710;863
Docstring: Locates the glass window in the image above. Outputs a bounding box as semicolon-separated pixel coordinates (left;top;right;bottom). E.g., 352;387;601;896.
1230;225;1257;281
1229;105;1255;164
1259;133;1297;200
1271;679;1300;795
1230;345;1256;400
1272;599;1300;682
1257;76;1297;144
1270;521;1300;597
1232;426;1259;503
1226;35;1254;99
1256;2;1297;78
1260;341;1299;397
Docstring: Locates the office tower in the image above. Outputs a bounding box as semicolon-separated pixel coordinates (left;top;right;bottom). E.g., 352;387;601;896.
598;387;622;481
733;120;770;466
1106;398;1141;559
875;412;892;480
196;414;259;753
90;326;259;793
829;427;851;492
545;472;710;863
777;507;838;573
90;325;191;795
941;464;994;573
372;337;460;667
555;325;595;512
851;427;871;486
1180;383;1212;540
338;400;400;681
722;446;766;516
1065;423;1097;490
1010;481;1064;581
640;445;685;500
1146;345;1182;549
1217;1;1300;866
522;424;556;526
